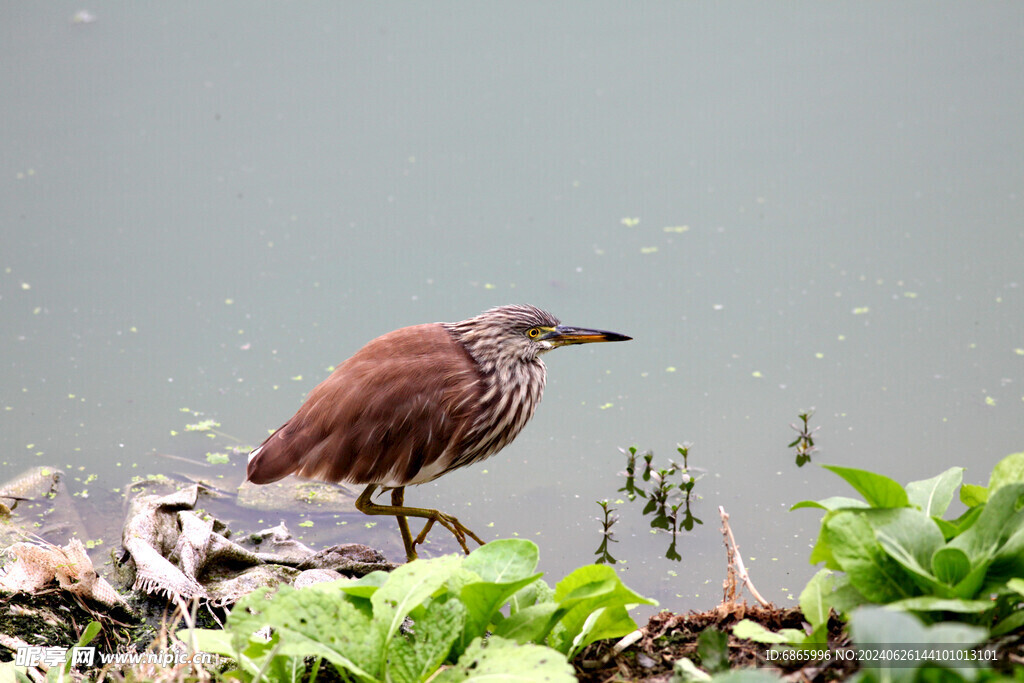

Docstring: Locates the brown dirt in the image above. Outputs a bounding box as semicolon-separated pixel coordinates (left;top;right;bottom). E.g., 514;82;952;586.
575;602;854;683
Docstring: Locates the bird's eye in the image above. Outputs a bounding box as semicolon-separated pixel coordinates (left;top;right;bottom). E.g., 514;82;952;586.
526;327;541;339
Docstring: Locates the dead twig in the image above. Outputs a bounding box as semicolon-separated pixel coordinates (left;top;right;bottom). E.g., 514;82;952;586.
719;505;769;608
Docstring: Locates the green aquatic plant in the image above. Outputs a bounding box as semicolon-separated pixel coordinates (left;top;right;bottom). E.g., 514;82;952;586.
610;444;704;562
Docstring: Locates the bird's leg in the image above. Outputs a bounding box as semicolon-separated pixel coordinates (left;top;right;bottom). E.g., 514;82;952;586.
390;487;417;561
355;484;485;561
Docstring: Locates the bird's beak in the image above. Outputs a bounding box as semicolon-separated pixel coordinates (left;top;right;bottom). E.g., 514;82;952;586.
540;325;632;346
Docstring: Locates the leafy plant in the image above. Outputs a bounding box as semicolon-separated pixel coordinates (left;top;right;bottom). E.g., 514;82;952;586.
594;499;619;564
792;452;1024;635
846;606;992;683
610;444;704;561
180;538;655;682
788;410;819;467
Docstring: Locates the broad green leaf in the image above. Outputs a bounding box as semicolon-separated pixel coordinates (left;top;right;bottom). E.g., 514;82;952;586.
988;452;1024;493
931;547;970;586
950;558;990;600
949;484;1024;563
798;569;835;631
318;572;387;619
731;619;795;644
992;609;1024;636
807;509;843;569
1006;577;1024;598
458;573;543;653
960;483;988;507
905;467;963;518
441;565;487;598
371;554;462;649
887;596;994;614
229;584;380;681
463;538;539;583
824;511;916;603
509;577;554;614
334;570;388;599
791;496;870;512
227;588;273;653
869;508;945;592
947;504;984;537
387;597;465;683
848;606;988;682
567;607;606;660
807;533;835;568
822;465;909;508
453;538;543;655
565;604;638;660
932;517;960;540
435;636;575;682
827;579;870;616
987;522;1024;586
178;628;236;659
550;565;655;656
492;602;564;644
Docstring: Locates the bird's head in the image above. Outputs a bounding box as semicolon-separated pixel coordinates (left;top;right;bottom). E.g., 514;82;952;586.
447;304;631;368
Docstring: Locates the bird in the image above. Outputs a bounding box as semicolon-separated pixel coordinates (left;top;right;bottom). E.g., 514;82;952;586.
246;304;631;561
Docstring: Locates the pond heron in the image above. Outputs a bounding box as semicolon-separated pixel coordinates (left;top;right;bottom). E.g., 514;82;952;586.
246;304;631;560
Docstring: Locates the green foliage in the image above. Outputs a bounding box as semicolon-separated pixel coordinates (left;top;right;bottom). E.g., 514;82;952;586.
181;538;654;682
846;606;992;683
613;444;703;562
792;452;1024;634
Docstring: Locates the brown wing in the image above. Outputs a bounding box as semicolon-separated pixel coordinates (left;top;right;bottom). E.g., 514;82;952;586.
246;323;483;487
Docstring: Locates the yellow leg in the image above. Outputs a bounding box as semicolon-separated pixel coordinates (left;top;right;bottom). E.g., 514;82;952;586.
391;487;417;560
356;485;485;561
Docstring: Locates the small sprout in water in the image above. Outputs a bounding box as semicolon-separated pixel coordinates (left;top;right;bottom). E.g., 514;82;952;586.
595;499;619;537
641;451;654;481
606;443;705;561
619;446;638;475
594;499;620;565
789;409;819;467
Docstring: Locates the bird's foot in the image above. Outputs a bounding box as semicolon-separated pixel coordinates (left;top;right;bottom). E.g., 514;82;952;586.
413;512;485;556
357;485;486;562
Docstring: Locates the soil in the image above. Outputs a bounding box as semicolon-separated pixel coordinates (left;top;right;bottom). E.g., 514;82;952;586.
573;602;854;682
